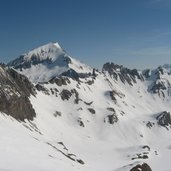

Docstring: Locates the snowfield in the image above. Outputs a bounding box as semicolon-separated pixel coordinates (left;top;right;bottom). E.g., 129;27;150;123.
2;42;171;170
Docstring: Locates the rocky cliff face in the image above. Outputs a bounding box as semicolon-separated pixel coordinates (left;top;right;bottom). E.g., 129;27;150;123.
102;62;144;86
0;64;36;121
130;163;152;171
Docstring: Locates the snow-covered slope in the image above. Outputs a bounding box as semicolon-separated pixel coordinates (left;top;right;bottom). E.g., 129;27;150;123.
8;42;92;83
2;43;171;170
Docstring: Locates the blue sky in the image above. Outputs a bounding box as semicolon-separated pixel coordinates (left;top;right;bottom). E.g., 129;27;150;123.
1;0;171;69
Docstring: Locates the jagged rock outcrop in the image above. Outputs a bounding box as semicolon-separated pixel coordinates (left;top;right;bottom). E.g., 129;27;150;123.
142;69;151;79
60;89;72;101
105;90;125;104
145;66;171;98
0;65;36;121
102;62;144;85
156;111;171;127
77;118;85;127
88;108;96;114
130;163;152;171
49;76;71;86
59;88;80;103
8;54;54;70
106;114;118;124
60;69;80;80
150;81;167;94
35;84;50;95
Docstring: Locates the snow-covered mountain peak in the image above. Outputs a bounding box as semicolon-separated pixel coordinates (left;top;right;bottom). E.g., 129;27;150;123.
53;42;62;48
24;42;64;62
8;42;92;83
161;64;171;73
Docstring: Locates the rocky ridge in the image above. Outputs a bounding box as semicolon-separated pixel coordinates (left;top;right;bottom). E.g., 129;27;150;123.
0;64;36;121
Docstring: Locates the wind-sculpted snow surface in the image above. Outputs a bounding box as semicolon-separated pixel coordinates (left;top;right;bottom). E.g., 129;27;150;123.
2;42;171;170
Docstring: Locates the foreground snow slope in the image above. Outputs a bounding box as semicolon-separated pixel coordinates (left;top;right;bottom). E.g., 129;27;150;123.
1;71;171;171
30;71;171;171
2;43;171;170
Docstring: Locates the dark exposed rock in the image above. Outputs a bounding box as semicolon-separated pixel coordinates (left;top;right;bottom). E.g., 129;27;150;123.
120;110;125;115
131;69;144;81
102;62;121;76
88;108;96;114
49;77;70;86
57;141;68;151
35;84;50;95
46;142;85;165
77;118;85;127
107;107;115;113
6;68;36;96
60;89;72;100
156;111;171;127
54;111;62;117
150;81;167;93
142;145;150;151
0;63;6;67
158;66;164;75
107;90;125;104
60;68;93;80
0;67;36;121
0;94;36;121
76;159;85;165
155;151;158;155
109;91;117;102
59;88;80;103
60;69;79;80
130;163;152;171
118;72;133;85
92;68;99;78
92;68;96;77
78;72;92;79
50;88;58;96
146;121;155;129
8;53;67;71
104;107;118;124
132;154;149;160
103;62;144;85
84;101;93;106
71;89;80;104
86;79;94;85
106;114;118;124
142;69;151;79
144;66;171;98
113;90;125;98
